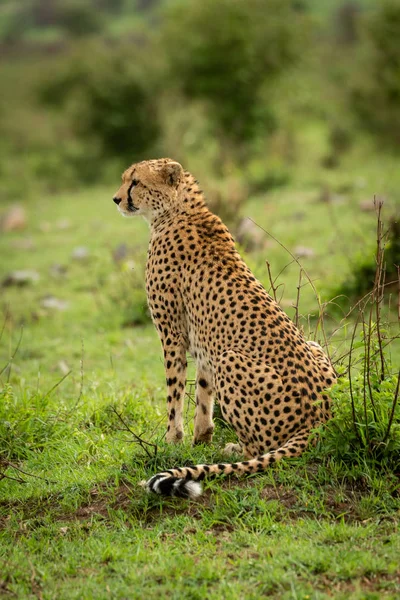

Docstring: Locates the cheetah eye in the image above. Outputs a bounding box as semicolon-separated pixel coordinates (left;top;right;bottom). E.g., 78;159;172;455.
128;179;139;199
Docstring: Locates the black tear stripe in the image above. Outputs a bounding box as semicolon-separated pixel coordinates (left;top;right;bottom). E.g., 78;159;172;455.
127;180;138;212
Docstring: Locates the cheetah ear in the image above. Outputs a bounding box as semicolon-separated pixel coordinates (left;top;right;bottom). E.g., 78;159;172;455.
162;162;182;187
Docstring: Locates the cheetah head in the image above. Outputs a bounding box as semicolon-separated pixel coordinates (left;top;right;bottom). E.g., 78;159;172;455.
113;158;183;222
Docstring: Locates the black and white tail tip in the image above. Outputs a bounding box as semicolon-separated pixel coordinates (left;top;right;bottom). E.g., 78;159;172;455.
140;474;202;499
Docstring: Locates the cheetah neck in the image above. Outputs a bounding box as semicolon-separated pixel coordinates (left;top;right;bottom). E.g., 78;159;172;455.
180;171;207;212
150;171;208;231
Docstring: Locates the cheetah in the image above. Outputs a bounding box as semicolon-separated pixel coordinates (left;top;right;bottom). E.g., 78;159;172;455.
113;158;336;498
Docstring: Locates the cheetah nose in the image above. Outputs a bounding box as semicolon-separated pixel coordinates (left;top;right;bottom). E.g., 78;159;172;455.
113;197;122;205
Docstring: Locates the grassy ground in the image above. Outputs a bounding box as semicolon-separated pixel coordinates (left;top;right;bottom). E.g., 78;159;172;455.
0;172;399;599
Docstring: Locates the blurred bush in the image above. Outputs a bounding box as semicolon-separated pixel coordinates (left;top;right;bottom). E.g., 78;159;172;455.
161;0;309;144
333;215;400;303
351;0;400;149
40;44;161;173
1;0;399;201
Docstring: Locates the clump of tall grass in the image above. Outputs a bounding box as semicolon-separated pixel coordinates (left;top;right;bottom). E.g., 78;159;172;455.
317;200;399;468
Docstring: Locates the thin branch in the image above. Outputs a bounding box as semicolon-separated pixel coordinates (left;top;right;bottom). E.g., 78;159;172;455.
373;197;386;381
0;471;26;484
348;312;362;444
270;258;297;292
364;314;378;422
110;407;157;459
250;219;330;359
70;339;85;412
383;370;400;443
266;260;278;302
0;306;9;346
0;325;24;379
360;312;370;447
40;371;72;401
0;458;56;484
293;268;303;329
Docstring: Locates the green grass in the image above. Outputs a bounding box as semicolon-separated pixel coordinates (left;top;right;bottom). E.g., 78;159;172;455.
0;175;399;599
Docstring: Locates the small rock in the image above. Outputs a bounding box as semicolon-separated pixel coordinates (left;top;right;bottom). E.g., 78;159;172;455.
318;187;345;205
236;218;266;251
121;259;135;272
359;199;376;212
355;177;366;189
49;264;68;278
71;246;89;260
112;243;129;263
294;246;315;258
40;296;69;311
56;218;71;230
11;238;35;251
39;221;51;233
0;205;27;232
2;270;40;287
291;211;305;222
58;360;70;375
318;186;332;204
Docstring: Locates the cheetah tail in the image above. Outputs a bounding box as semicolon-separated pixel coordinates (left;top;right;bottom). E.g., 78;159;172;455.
140;428;310;499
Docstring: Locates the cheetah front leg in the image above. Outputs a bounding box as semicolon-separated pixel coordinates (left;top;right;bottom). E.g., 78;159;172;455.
193;369;214;445
163;343;187;444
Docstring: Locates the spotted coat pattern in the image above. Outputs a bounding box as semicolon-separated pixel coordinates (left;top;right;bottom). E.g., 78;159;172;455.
113;158;336;498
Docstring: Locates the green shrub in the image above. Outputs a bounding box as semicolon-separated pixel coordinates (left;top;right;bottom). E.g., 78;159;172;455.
0;384;71;460
333;215;400;302
53;1;104;37
40;44;160;167
317;203;400;469
351;0;400;149
103;255;151;328
161;0;310;143
318;358;399;469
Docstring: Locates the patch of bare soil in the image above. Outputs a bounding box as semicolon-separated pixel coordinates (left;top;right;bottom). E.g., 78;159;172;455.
312;572;400;597
1;467;398;531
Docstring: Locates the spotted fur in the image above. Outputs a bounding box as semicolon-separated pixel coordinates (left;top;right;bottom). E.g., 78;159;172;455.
113;158;336;498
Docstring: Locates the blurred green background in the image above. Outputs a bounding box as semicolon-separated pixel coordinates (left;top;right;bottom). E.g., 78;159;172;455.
0;0;400;198
1;0;399;354
1;6;400;597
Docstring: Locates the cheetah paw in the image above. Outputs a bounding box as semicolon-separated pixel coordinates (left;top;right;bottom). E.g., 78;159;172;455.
223;443;243;457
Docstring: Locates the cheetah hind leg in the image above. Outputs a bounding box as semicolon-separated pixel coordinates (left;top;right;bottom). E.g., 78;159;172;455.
193;369;215;445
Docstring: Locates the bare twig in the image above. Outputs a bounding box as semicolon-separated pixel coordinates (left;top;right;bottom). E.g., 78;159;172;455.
293;268;303;328
0;457;56;485
269;258;297;294
363;315;378;422
250;219;331;359
110;407;157;459
383;370;400;443
330;277;397;367
40;371;72;401
0;307;9;346
360;310;371;447
348;312;362;444
77;338;84;405
0;325;24;380
70;339;85;412
266;260;278;302
373;197;386;381
0;471;26;484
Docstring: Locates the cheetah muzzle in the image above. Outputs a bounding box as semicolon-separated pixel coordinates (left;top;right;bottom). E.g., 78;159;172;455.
113;158;336;498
